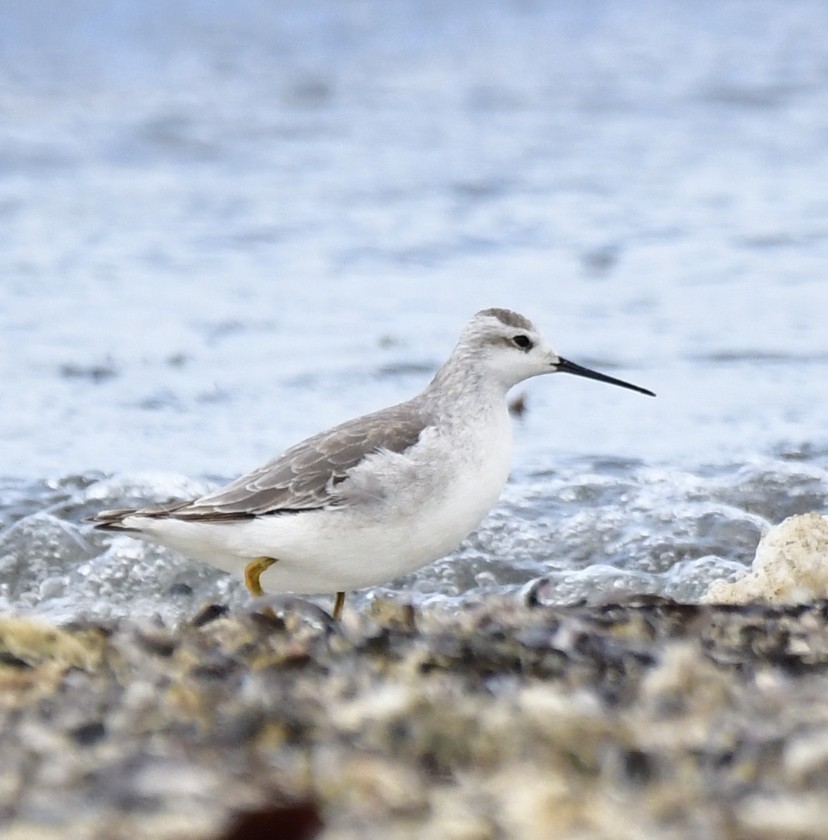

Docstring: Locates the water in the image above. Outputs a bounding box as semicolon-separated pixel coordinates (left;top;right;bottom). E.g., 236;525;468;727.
2;0;828;622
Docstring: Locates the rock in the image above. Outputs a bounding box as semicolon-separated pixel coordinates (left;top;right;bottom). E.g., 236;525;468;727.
705;513;828;604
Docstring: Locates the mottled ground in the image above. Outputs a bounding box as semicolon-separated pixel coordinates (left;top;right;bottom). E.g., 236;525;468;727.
3;597;828;840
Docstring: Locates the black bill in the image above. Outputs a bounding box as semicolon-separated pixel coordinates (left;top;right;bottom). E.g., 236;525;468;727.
555;357;655;397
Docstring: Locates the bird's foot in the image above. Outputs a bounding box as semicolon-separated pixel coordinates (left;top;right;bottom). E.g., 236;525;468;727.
244;556;277;597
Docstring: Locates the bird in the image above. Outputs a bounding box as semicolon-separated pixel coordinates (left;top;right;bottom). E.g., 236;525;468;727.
88;308;654;619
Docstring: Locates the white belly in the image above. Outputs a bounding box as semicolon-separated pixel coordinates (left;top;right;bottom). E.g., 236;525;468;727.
122;410;513;594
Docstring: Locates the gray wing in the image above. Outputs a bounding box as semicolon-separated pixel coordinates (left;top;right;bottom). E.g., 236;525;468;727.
164;402;431;521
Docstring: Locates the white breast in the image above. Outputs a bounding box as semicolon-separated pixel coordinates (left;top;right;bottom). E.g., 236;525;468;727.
262;404;512;592
122;404;514;595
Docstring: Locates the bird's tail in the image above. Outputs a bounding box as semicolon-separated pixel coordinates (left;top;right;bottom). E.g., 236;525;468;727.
85;500;189;531
84;508;141;531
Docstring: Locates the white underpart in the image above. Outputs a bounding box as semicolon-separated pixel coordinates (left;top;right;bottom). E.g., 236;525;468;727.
118;404;514;593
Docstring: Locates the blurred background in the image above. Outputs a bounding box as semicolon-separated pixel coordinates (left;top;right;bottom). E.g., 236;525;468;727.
1;0;827;620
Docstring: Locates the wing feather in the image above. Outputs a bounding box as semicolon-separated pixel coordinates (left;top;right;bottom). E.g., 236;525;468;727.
161;402;430;520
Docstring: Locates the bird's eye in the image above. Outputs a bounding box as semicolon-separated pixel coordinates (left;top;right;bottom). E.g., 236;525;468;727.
512;334;533;350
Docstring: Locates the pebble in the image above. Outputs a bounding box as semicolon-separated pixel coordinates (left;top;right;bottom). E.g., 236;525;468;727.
1;598;828;839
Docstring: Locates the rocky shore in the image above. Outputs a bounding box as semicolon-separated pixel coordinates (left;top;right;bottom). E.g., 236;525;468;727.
3;597;828;840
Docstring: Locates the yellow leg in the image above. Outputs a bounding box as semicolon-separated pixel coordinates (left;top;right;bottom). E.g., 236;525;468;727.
244;556;277;597
332;591;346;620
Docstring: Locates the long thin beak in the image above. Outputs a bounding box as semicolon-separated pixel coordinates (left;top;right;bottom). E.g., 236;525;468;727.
554;356;655;397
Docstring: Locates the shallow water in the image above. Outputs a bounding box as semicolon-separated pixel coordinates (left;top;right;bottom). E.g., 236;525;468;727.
2;0;828;621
